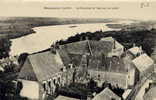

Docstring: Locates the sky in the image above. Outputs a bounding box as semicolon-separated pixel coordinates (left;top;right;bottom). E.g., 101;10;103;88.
0;0;156;20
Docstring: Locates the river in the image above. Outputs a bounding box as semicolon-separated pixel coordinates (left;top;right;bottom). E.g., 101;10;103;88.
10;21;133;56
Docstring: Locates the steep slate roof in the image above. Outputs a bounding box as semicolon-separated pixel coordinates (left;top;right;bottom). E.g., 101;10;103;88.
92;87;121;100
18;51;64;83
59;40;89;55
143;86;156;100
19;39;124;83
57;47;71;66
58;40;127;73
89;40;113;56
100;37;123;49
132;53;154;73
59;40;113;56
68;53;83;66
58;40;113;66
88;56;128;73
128;47;142;56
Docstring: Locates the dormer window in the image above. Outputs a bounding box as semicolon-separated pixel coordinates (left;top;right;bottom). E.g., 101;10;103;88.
68;64;73;69
63;66;66;72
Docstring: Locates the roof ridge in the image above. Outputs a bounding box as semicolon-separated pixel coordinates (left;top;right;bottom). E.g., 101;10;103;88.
27;58;39;82
87;40;93;56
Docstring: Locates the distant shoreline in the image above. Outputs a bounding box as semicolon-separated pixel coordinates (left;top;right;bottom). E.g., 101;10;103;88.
106;24;124;29
0;17;117;40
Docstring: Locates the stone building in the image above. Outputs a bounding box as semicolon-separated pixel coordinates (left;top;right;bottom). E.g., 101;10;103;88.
92;87;121;100
18;37;137;99
127;46;144;60
18;50;72;100
132;53;154;79
87;56;136;89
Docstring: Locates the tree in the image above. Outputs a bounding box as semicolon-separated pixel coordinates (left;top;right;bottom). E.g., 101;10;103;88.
0;38;11;59
87;78;97;92
18;53;29;66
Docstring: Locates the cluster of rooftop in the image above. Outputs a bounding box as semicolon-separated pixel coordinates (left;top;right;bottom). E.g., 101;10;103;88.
17;36;155;100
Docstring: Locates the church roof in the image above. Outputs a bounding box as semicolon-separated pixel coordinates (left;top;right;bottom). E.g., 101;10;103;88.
58;40;113;66
128;46;143;56
88;56;128;73
132;53;154;73
18;51;64;83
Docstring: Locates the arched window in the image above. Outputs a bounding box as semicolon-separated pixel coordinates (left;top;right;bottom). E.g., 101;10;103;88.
42;81;46;91
48;79;52;88
53;78;56;85
98;74;100;78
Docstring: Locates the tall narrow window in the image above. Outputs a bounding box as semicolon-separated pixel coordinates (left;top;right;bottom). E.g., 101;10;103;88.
48;79;51;88
42;81;46;91
53;79;56;85
58;77;61;84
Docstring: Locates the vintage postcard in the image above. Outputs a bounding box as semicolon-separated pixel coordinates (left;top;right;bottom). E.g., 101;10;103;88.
0;0;156;100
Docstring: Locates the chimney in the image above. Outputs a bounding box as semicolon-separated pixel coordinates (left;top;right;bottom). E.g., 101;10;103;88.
140;46;142;51
85;36;89;40
113;39;116;49
139;46;143;55
50;43;56;54
133;43;136;47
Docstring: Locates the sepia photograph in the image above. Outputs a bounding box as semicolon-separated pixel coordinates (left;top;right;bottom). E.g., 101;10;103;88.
0;0;156;100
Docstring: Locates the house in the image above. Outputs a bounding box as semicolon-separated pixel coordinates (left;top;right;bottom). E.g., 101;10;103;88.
58;38;123;69
122;89;132;99
57;39;134;89
127;46;143;60
55;95;80;100
100;37;124;57
18;50;68;100
143;85;156;100
19;79;40;100
132;53;154;79
18;38;127;99
58;39;114;58
87;56;136;89
92;87;121;100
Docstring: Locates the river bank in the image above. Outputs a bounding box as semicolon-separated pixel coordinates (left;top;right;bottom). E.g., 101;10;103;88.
0;17;118;39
